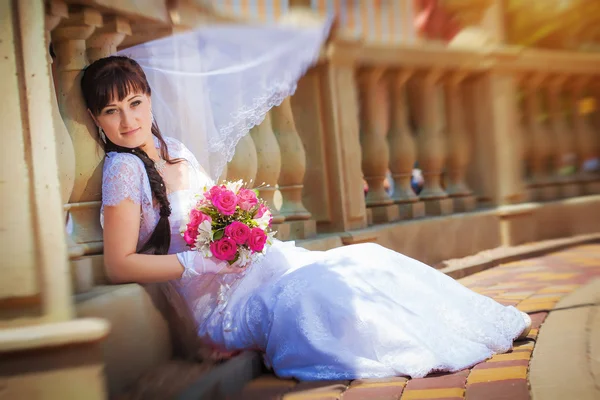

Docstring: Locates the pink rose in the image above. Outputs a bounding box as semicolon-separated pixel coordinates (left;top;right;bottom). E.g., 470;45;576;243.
210;237;238;261
247;227;267;253
184;229;198;246
255;203;268;218
224;221;251;245
189;209;211;229
205;185;224;203
213;189;238;215
237;188;258;211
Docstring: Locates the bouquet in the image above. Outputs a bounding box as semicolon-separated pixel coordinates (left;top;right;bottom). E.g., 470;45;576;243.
181;180;275;267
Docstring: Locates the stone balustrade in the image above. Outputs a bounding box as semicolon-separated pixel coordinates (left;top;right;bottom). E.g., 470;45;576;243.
26;0;600;321
3;1;600;398
352;43;600;216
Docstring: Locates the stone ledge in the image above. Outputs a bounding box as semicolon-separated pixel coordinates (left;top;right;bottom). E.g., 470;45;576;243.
529;279;600;400
554;277;600;309
359;209;502;266
495;202;540;218
0;318;109;353
76;284;173;397
438;233;600;279
341;229;380;245
0;338;108;400
114;360;212;400
297;233;343;251
177;352;263;400
531;194;600;241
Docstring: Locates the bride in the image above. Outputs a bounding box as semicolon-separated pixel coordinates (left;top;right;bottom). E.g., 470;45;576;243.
81;39;531;381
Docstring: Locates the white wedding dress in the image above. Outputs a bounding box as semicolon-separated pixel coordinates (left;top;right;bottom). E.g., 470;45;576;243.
102;136;527;380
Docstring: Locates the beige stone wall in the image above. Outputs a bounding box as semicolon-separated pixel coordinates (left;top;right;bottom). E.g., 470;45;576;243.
1;0;72;326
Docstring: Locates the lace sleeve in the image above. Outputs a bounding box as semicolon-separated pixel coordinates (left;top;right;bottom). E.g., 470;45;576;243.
102;153;145;207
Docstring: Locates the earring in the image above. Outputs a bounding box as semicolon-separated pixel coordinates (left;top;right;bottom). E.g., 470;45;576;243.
151;111;155;125
99;127;107;143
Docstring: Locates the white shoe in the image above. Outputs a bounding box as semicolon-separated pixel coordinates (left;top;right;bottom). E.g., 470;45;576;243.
516;312;532;341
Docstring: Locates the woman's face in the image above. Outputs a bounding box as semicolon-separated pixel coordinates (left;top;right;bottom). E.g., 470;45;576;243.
94;91;153;149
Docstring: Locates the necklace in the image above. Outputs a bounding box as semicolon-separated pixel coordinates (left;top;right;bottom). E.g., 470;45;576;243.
155;158;167;173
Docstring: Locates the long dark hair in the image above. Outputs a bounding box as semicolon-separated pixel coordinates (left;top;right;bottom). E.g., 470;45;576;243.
81;56;180;255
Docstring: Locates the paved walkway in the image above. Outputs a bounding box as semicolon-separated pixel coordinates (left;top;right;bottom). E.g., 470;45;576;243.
239;243;600;400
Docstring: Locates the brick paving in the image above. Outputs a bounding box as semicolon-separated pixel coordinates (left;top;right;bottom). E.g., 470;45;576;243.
238;244;600;400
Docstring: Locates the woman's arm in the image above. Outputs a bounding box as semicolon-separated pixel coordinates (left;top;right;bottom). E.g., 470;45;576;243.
101;149;244;284
103;199;244;283
103;199;184;283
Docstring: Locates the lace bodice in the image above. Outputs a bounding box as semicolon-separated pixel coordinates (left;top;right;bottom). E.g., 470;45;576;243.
101;136;212;252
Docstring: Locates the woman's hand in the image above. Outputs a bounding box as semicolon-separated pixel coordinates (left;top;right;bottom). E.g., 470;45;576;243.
177;251;246;279
216;258;247;275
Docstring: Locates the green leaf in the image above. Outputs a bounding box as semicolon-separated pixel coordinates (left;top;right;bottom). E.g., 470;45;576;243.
228;253;240;266
213;229;224;240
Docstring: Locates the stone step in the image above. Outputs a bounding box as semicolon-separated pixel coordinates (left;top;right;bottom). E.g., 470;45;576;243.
76;284;264;399
75;284;173;397
177;352;264;400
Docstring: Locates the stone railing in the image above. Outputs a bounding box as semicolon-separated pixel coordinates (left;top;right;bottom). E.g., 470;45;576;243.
350;44;600;211
3;0;600;398
290;38;600;256
222;31;600;264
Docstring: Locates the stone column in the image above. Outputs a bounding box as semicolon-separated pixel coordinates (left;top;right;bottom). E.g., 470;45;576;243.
514;104;530;201
52;7;103;203
592;84;600;187
547;76;580;198
226;134;258;184
409;69;453;216
224;23;257;187
221;2;259;185
570;77;600;194
86;16;131;62
272;97;317;239
46;1;93;294
358;67;399;223
469;71;526;206
249;113;287;236
52;7;104;293
522;74;557;201
46;0;75;205
468;71;531;245
291;40;368;237
1;1;108;397
444;71;476;212
387;69;425;219
2;0;70;325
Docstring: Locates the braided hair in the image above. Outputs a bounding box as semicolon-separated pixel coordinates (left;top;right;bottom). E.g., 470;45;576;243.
81;56;181;255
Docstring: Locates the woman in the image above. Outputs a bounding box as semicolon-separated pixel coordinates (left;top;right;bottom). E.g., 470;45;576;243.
82;56;531;381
